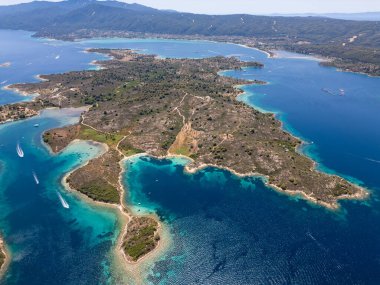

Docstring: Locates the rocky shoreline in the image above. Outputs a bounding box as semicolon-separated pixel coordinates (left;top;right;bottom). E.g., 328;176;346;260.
2;47;369;268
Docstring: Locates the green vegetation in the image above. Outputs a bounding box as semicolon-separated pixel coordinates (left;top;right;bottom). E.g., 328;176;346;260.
43;132;52;144
161;137;177;151
332;183;351;197
67;177;120;204
1;0;380;75
65;148;122;205
15;48;365;209
0;104;38;124
124;226;156;260
118;139;144;157
172;146;191;156
284;44;380;76
78;126;123;147
122;80;140;90
122;217;159;261
1;1;378;48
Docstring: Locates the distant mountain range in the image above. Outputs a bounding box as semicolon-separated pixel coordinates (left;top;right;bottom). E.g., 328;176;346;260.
272;12;380;21
0;0;379;46
0;0;379;76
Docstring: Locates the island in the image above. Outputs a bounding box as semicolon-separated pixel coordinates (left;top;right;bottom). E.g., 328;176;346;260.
2;48;367;262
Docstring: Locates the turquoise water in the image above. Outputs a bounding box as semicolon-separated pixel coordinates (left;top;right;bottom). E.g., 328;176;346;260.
0;109;124;284
1;30;380;284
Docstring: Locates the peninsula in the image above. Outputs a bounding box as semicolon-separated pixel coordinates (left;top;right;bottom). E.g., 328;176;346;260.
3;48;367;261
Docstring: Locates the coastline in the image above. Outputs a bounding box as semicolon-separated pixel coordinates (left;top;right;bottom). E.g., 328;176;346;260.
269;50;330;62
30;28;379;77
230;83;369;209
2;84;36;97
326;64;380;78
116;154;171;267
1;38;372;282
143;76;369;210
183;159;368;211
4;44;369;210
55;138;170;283
34;74;48;82
7;44;368;212
135;148;368;211
0;237;10;279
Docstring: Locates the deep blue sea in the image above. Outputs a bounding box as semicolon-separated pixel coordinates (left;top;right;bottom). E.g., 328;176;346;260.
1;30;380;284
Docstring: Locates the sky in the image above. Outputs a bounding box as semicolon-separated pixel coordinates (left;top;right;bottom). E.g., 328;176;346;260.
0;0;380;14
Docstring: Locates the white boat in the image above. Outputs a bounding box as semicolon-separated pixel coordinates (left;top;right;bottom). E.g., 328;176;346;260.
32;172;39;185
33;124;39;127
55;55;60;60
57;192;69;209
16;143;24;158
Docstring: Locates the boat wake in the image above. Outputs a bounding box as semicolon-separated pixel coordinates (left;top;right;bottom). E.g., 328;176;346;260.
57;192;69;209
16;142;24;158
32;172;39;185
364;157;380;164
347;152;380;164
321;88;335;95
307;231;344;270
321;88;345;96
306;231;328;252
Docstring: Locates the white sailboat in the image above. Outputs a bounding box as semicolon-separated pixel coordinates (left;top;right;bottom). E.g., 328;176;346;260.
57;192;69;209
32;172;39;185
16;142;24;158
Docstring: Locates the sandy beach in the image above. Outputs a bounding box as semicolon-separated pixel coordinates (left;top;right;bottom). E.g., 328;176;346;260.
2;84;38;97
55;138;170;283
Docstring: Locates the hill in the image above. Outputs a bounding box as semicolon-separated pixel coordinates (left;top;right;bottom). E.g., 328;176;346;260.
272;12;380;21
0;0;379;75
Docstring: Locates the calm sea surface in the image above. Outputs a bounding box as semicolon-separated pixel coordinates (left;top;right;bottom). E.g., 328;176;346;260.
1;30;380;284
